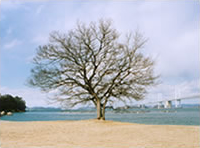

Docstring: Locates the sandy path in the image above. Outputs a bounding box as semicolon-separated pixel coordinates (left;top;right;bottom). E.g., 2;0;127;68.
0;119;199;148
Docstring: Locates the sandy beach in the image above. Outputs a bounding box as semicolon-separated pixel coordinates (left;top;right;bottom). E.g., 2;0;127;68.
0;119;199;148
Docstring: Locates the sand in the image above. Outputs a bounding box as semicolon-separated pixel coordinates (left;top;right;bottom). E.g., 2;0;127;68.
0;119;199;148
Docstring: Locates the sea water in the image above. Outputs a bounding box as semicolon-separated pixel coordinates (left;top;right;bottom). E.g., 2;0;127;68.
1;108;200;125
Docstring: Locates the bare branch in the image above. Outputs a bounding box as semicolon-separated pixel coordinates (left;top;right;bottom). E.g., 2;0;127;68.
28;19;158;119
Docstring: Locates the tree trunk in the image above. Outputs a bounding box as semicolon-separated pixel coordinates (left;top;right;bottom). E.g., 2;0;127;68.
96;99;105;120
101;98;108;120
96;99;102;119
101;105;106;120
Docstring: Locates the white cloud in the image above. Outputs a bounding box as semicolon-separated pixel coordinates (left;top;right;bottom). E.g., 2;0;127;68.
1;1;199;107
143;79;200;104
154;24;199;79
3;39;22;49
1;0;30;11
0;86;58;107
35;5;44;15
32;34;48;45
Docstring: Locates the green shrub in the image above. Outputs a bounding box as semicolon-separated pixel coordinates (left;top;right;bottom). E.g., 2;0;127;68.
0;94;26;112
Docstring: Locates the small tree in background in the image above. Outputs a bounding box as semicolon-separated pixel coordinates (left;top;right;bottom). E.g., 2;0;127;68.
28;19;158;120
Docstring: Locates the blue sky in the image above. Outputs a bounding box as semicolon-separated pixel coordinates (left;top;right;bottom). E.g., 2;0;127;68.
0;0;199;107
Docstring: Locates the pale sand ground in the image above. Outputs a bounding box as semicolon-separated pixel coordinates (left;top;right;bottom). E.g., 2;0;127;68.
0;120;199;148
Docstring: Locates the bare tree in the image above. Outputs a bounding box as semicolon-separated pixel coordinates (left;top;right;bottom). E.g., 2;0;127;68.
28;19;158;120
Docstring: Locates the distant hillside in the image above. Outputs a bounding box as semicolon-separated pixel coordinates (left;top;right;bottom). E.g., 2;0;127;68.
181;104;200;108
27;107;62;112
26;104;200;112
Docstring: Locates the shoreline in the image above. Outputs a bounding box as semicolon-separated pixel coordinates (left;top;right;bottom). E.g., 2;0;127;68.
1;118;199;126
0;119;199;148
1;118;200;126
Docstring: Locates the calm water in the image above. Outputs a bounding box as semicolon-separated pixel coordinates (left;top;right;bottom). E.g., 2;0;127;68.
1;108;200;125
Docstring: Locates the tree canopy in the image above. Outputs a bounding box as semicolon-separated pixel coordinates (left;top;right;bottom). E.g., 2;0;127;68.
28;19;158;119
0;94;26;112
